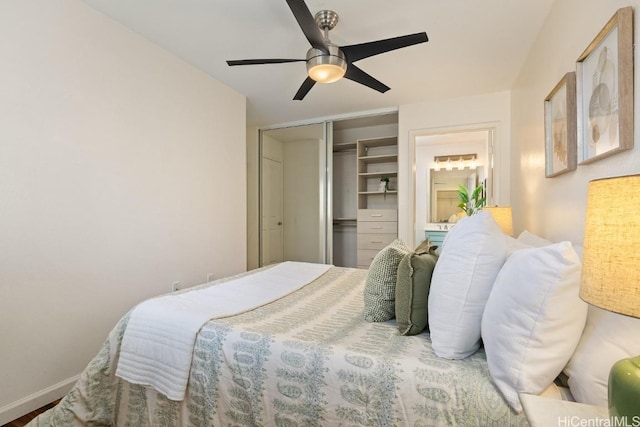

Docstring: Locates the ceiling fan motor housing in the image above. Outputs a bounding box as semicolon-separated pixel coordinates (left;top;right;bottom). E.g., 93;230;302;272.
306;43;347;83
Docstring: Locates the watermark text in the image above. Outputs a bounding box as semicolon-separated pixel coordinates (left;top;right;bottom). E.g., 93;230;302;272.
557;416;640;427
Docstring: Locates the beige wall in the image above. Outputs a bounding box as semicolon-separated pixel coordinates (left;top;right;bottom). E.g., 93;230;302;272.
0;0;246;421
511;0;640;244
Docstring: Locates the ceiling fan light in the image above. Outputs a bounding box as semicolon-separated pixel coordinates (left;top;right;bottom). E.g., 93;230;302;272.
306;45;346;83
308;63;346;83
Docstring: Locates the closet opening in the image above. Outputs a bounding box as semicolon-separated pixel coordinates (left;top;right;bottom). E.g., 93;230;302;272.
257;110;399;268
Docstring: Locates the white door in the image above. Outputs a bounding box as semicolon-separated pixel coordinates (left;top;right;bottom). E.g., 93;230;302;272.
261;155;284;265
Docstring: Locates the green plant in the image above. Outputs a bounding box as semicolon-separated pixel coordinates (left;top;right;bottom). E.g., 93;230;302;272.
380;176;390;198
457;184;486;216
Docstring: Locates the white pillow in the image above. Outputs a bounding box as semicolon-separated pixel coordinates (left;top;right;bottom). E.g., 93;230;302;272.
517;230;552;247
428;211;508;359
564;305;640;406
504;234;530;256
538;383;572;401
481;242;587;413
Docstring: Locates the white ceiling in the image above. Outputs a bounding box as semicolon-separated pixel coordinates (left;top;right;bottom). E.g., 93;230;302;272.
80;0;555;127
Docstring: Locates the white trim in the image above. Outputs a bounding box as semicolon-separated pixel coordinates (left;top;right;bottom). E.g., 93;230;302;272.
323;121;333;264
259;106;398;131
0;375;79;425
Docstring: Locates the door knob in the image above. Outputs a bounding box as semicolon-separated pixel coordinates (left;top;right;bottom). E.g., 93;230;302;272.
278;221;283;225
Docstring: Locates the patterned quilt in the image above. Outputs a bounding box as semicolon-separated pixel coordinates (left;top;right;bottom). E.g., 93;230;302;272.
29;266;528;426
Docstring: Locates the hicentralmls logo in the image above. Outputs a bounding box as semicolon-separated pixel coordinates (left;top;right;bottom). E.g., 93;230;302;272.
557;416;640;427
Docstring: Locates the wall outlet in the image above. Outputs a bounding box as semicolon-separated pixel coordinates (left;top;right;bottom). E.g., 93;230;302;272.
206;273;215;282
171;281;181;292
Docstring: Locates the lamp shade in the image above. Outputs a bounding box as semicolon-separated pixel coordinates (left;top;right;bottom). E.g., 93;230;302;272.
482;206;513;236
581;175;640;420
581;175;640;318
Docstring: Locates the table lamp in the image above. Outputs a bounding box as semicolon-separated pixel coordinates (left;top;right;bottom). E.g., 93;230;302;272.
581;175;640;419
482;206;513;235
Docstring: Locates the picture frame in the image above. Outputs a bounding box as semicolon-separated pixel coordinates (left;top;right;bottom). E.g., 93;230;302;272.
576;6;634;165
545;72;577;178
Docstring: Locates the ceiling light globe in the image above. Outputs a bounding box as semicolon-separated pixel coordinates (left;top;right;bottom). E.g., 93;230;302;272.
308;64;345;83
306;45;347;84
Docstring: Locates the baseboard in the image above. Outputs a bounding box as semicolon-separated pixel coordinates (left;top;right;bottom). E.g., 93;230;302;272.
0;375;79;425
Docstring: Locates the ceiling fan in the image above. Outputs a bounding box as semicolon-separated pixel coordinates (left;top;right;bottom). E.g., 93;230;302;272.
226;0;429;100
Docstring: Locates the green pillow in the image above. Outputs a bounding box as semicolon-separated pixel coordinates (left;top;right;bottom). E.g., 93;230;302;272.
395;246;439;335
363;239;411;322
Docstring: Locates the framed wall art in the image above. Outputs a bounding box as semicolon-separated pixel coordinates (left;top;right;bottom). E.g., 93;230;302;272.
576;6;634;164
545;72;577;177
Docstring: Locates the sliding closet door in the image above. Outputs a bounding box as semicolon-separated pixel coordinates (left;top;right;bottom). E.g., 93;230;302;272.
261;137;284;265
259;123;328;266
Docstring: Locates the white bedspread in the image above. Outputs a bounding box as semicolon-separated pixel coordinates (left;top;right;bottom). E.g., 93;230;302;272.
115;261;332;401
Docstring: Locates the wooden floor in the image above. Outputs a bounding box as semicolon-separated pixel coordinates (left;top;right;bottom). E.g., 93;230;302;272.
1;401;58;427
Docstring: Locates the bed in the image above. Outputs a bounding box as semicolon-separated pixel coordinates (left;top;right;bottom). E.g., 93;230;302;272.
31;210;635;427
28;262;527;426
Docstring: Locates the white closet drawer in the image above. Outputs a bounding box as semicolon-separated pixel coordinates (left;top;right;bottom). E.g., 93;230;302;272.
357;249;381;268
357;221;397;234
357;233;397;250
357;209;398;222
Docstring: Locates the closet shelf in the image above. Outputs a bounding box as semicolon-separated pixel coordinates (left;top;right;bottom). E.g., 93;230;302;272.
357;154;398;164
358;136;397;149
333;217;357;227
358;171;398;178
358;191;398;195
333;142;357;152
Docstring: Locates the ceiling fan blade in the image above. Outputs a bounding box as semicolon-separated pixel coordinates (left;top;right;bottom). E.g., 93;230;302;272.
343;64;390;93
285;0;328;53
341;32;428;63
293;77;316;100
226;58;305;66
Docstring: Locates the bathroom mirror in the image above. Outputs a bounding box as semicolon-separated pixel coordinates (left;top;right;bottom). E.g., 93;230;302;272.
430;166;485;222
